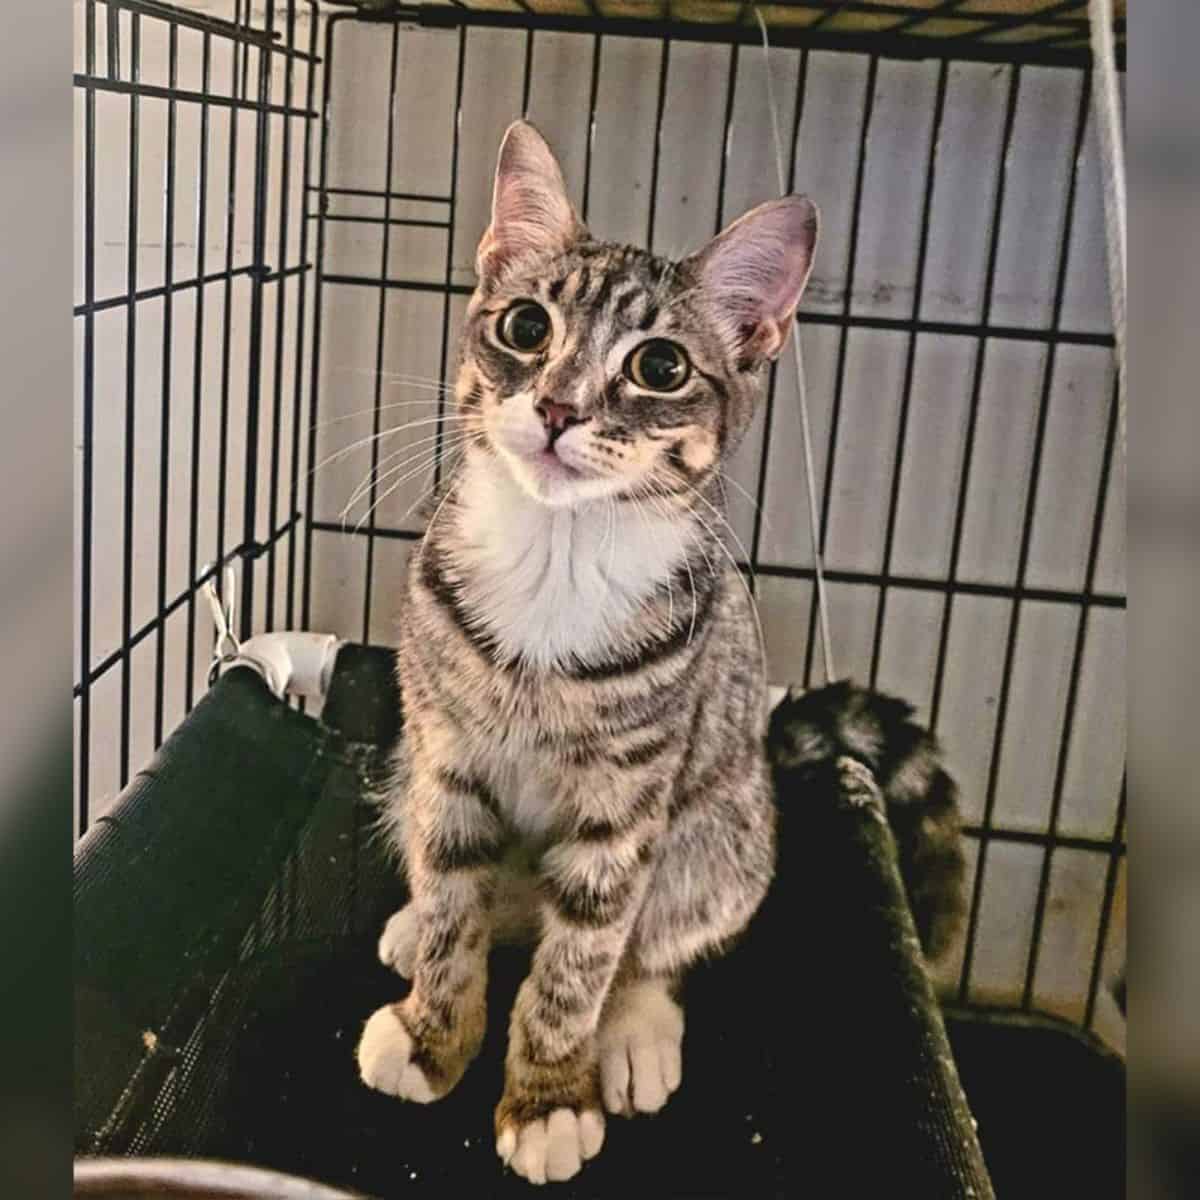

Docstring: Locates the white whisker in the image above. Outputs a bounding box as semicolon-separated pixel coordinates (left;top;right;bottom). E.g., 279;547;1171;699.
309;414;477;481
718;470;767;524
332;364;456;392
342;432;483;526
603;497;617;590
340;427;481;516
648;472;768;681
642;487;701;645
352;434;484;533
420;465;464;554
395;448;473;528
691;508;768;680
677;479;759;585
311;398;470;434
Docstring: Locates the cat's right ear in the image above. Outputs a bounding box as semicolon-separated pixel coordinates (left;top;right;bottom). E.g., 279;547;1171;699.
689;195;819;366
477;121;583;282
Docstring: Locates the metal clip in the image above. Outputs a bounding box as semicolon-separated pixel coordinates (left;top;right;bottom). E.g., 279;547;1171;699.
202;565;239;685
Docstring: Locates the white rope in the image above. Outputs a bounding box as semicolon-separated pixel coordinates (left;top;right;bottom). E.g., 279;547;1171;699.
202;564;239;662
754;7;836;685
1088;0;1127;463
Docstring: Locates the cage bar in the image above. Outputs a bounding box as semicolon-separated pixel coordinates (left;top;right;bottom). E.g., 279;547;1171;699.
287;3;321;629
237;2;275;639
118;10;142;789
430;29;468;501
803;52;878;686
183;29;212;713
79;0;98;835
958;68;1094;1003
867;58;950;689
152;19;179;749
360;21;402;642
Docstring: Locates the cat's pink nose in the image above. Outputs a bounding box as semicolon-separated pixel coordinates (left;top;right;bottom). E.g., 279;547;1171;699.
535;399;584;435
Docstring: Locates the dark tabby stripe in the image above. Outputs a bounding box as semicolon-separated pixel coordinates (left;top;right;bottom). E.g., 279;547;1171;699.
574;781;663;842
692;364;731;452
613;287;640;316
665;440;697;480
420;544;504;665
423;913;466;963
643;256;668;287
512;1011;582;1070
595;681;694;733
609;732;674;769
565;576;717;681
540;711;677;756
590;273;614;312
546;862;643;928
437;768;501;817
424;827;504;874
658;556;716;603
533;974;590;1017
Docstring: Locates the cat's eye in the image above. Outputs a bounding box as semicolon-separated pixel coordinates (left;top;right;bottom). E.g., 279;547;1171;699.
626;339;690;393
498;301;552;353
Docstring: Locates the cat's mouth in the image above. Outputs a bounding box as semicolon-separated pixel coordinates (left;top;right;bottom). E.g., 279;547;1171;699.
485;414;619;507
497;439;614;508
533;446;582;478
521;446;596;497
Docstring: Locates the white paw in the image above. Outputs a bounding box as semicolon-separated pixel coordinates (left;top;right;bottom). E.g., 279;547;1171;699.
356;1005;436;1103
377;904;420;978
598;981;684;1116
497;1108;605;1185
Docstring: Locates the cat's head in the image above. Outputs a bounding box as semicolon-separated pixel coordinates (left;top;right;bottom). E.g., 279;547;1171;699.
459;121;818;509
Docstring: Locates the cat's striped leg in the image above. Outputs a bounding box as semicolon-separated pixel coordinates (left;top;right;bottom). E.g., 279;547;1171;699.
495;778;668;1184
357;751;503;1103
598;746;776;1117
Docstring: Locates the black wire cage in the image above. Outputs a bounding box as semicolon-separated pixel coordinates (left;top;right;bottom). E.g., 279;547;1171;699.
72;0;1126;1192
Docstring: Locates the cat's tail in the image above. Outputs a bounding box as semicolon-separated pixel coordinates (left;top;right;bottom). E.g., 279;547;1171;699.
766;680;967;964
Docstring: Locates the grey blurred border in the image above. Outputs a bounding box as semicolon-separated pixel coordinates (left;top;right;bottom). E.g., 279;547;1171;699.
1129;2;1200;1197
1;0;1195;1195
0;1;74;1196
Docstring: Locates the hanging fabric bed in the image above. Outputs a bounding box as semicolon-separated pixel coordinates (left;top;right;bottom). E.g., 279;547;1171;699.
74;642;1122;1199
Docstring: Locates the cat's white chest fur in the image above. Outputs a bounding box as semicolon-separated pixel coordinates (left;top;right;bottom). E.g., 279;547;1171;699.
448;455;688;672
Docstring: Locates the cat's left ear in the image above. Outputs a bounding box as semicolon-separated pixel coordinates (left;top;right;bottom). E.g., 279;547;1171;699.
689;195;819;365
477;121;584;281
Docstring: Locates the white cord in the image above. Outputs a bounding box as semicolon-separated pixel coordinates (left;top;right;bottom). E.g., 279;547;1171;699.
754;8;836;685
1088;0;1127;464
202;565;239;661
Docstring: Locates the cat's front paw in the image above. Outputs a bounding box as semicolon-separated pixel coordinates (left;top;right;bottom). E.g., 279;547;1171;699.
377;903;420;978
598;980;684;1116
496;1106;605;1186
495;1063;605;1184
356;1004;438;1103
358;996;483;1104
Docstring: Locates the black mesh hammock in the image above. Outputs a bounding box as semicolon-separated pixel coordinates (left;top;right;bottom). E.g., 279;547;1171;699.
74;645;1122;1198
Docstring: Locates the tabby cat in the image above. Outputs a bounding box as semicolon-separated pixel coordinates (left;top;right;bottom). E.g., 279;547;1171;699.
356;120;818;1185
